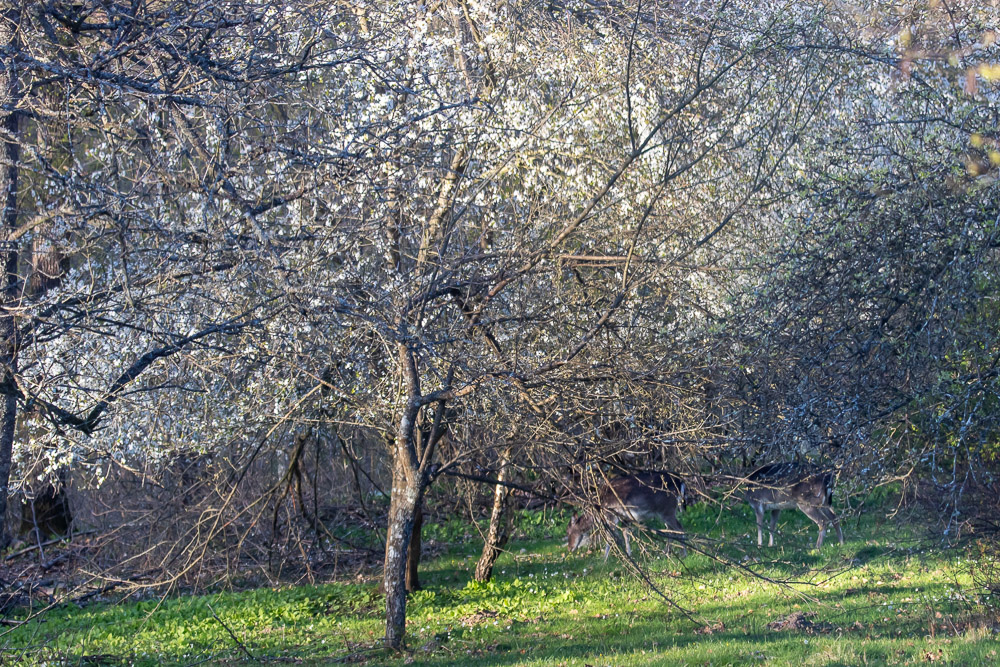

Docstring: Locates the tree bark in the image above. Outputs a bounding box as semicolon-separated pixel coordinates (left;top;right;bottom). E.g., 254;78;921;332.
474;449;512;582
382;454;424;649
0;2;24;549
405;503;422;592
382;345;452;648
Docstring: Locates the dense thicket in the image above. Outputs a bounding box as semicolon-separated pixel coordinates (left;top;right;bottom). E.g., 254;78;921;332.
2;0;998;647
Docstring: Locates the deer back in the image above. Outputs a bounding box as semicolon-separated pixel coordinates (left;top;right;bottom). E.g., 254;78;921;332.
599;472;683;521
567;472;684;551
744;462;834;510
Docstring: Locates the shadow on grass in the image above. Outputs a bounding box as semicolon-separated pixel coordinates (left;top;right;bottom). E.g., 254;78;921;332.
395;621;908;667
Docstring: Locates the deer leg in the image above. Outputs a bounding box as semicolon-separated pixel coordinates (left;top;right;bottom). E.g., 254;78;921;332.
819;506;843;545
768;510;780;547
665;514;687;558
753;503;766;547
603;517;621;562
800;505;828;549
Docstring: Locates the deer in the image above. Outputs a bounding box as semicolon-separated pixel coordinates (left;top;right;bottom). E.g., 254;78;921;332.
567;472;687;561
742;462;843;549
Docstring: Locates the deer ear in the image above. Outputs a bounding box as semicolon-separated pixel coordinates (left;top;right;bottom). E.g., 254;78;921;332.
569;513;578;526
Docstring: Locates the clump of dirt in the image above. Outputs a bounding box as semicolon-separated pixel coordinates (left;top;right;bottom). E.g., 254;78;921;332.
695;620;725;635
767;611;834;633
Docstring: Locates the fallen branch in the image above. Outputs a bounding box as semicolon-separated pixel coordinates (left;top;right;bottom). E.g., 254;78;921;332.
4;530;96;561
69;569;162;605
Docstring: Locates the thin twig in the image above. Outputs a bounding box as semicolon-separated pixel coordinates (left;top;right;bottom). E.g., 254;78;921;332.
207;602;256;661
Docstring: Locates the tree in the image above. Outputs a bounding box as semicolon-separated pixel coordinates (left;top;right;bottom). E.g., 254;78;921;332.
14;0;997;652
691;0;1000;501
287;0;861;647
0;0;371;546
0;1;25;547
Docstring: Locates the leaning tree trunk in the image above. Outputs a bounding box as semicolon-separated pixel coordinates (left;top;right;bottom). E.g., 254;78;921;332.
0;2;23;549
475;450;512;582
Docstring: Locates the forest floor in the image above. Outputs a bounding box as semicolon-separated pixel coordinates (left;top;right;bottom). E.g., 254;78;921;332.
1;490;997;665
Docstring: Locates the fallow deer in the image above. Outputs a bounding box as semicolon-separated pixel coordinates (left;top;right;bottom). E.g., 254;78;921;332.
567;472;687;560
743;462;843;549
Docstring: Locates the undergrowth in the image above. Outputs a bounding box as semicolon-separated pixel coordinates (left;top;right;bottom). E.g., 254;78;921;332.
2;493;997;665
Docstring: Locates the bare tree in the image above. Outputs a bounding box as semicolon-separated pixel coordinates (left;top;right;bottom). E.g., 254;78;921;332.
0;1;24;547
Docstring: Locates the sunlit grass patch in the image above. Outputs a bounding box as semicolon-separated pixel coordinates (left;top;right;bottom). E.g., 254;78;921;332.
1;498;996;666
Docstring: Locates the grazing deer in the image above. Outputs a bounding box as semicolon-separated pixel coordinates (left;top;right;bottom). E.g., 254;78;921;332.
743;462;843;549
567;472;687;560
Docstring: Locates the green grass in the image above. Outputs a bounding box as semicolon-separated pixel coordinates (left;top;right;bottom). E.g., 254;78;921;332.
2;499;997;666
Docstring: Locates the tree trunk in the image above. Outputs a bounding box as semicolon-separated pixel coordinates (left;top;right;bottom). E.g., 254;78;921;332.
0;2;23;549
475;450;512;583
382;456;423;649
406;503;422;592
382;345;451;648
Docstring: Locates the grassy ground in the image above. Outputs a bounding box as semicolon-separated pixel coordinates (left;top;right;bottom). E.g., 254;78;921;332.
1;493;996;666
